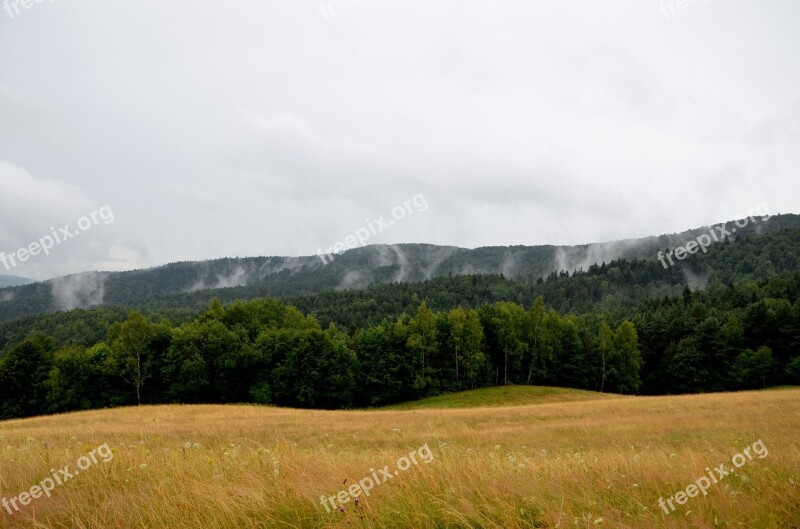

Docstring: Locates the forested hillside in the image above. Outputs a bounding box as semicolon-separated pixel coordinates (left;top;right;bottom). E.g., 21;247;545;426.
3;225;798;354
0;223;799;419
0;213;796;322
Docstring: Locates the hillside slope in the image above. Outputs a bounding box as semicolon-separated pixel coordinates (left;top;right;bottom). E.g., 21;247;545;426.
0;213;796;322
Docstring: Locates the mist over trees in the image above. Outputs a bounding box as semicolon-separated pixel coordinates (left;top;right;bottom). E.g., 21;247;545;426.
0;214;797;323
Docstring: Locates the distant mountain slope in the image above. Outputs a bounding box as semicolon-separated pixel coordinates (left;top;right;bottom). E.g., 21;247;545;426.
0;275;33;289
0;213;797;322
1;224;799;354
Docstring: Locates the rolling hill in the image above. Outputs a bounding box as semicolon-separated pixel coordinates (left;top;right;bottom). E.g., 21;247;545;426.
381;385;624;409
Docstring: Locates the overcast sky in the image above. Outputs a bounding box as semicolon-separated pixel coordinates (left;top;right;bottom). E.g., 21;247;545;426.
1;0;798;280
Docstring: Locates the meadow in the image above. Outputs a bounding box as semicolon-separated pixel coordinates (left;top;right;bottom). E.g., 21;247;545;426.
0;387;798;529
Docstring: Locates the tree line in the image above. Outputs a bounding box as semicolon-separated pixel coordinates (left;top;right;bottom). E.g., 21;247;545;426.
0;296;645;418
2;267;799;420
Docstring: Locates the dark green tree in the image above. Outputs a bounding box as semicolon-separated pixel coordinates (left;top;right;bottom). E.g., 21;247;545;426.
732;346;776;389
0;334;55;419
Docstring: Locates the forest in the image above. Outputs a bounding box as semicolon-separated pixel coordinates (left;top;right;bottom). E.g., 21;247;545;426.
1;225;799;419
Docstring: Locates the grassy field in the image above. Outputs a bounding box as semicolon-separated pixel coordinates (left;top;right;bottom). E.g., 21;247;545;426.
0;388;798;529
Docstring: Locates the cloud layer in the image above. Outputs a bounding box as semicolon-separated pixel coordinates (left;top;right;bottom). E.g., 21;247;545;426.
0;0;798;280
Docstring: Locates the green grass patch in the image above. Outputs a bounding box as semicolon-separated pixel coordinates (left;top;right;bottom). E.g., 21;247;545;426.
382;385;623;410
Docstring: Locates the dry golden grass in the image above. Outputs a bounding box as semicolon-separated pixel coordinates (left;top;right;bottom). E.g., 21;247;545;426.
0;388;798;529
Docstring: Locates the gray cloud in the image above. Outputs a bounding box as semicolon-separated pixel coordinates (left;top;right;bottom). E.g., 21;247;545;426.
0;0;797;281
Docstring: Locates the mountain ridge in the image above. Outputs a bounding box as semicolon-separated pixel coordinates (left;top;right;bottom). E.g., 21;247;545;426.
0;213;796;322
0;275;34;289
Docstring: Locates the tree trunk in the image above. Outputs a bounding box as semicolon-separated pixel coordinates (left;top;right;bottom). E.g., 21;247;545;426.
455;345;459;382
526;341;535;385
600;352;606;393
136;352;142;405
504;350;508;385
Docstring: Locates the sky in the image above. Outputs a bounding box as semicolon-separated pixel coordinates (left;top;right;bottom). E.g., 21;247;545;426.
0;0;798;281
